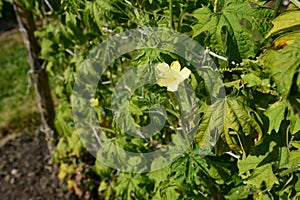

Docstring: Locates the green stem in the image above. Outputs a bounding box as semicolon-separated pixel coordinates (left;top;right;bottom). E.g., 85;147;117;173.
273;0;282;17
214;0;219;13
100;126;115;134
177;7;184;31
169;0;173;29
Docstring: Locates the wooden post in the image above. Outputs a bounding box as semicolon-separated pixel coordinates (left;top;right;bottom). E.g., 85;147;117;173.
13;0;58;154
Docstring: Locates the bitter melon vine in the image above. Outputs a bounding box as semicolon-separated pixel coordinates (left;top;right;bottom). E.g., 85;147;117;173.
2;0;300;199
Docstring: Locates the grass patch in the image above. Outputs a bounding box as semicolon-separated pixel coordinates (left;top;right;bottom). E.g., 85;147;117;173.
0;31;40;136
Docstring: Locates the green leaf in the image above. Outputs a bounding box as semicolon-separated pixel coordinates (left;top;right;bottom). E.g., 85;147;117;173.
291;141;300;149
170;148;207;184
224;80;241;90
265;11;300;38
225;185;249;199
129;100;144;116
152;182;180;200
206;159;232;183
291;0;300;9
225;96;263;140
246;163;278;191
296;174;300;193
39;39;54;60
94;160;113;178
238;153;268;176
264;100;286;133
195;99;225;152
237;141;277;175
287;108;300;135
241;73;262;87
148;167;169;189
192;0;272;61
67;131;84;157
261;39;300;96
196;96;263;154
53;138;68;160
285;149;300;168
115;173;152;200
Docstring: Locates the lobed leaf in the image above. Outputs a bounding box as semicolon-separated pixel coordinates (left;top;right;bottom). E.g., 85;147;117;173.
196;96;263;154
192;0;272;61
245;163;279;191
264;100;286;133
261;39;300;96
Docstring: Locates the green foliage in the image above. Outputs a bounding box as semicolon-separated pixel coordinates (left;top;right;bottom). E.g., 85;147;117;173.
262;39;300;96
195;95;263;157
191;0;273;63
19;0;300;198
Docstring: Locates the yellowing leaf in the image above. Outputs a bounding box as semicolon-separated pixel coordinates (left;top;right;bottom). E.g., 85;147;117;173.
265;11;300;38
58;163;69;180
272;32;300;49
67;180;74;191
98;180;108;192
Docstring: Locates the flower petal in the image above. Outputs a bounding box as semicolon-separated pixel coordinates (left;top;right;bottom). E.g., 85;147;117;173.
156;63;169;73
170;61;181;72
180;67;191;80
157;78;169;87
167;84;179;92
90;98;99;106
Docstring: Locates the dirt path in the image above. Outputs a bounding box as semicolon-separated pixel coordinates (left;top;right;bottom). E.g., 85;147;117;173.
0;129;77;200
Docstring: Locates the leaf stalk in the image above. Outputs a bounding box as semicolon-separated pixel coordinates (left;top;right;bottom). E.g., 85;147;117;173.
214;0;219;13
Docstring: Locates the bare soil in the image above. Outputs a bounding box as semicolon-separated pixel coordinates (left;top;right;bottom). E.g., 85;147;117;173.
0;129;78;200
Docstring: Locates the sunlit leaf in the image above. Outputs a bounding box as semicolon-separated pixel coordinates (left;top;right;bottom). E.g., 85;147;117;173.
196;96;263;154
261;39;300;96
115;173;152;200
192;0;272;61
265;11;300;38
246;164;279;191
237;141;277;175
241;73;262;87
264;100;286;133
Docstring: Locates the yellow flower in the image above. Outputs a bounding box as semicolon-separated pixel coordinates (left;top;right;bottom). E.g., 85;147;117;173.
156;61;191;92
90;98;99;106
